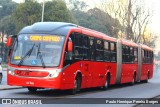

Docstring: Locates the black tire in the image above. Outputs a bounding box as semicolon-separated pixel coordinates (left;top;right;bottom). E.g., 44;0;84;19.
144;73;149;83
70;76;81;95
131;74;136;85
28;87;37;93
0;73;2;84
102;75;110;90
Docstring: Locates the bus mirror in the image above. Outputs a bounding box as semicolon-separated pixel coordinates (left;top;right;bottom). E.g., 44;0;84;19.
6;36;12;47
68;41;73;52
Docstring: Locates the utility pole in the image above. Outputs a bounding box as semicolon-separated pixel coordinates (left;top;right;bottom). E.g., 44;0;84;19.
41;0;45;22
127;0;131;39
0;6;3;59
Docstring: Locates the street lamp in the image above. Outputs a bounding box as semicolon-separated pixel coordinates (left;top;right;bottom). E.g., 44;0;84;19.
41;0;45;22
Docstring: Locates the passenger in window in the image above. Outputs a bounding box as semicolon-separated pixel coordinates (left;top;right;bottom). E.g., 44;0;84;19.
89;40;94;60
75;50;79;57
90;40;93;46
134;57;138;63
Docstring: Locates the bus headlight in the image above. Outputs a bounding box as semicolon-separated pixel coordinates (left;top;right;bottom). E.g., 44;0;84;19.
48;69;62;78
8;67;15;75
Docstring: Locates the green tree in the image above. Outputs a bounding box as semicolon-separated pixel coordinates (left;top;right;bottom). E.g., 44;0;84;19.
44;0;76;23
68;0;122;36
0;0;17;34
12;0;41;33
0;15;16;35
68;0;88;11
73;10;108;34
0;0;17;20
12;0;76;33
87;8;123;37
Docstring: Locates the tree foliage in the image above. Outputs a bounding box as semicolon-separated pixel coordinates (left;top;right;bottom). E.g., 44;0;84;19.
73;10;108;34
12;0;76;33
0;0;17;34
12;0;41;33
97;0;154;46
87;8;123;37
0;0;17;20
0;0;77;62
68;0;88;11
44;0;76;23
0;15;16;35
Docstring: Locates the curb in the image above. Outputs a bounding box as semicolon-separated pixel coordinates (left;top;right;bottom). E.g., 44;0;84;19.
0;86;24;90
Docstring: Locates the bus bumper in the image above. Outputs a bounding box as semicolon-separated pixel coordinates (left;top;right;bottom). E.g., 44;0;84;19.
7;73;64;90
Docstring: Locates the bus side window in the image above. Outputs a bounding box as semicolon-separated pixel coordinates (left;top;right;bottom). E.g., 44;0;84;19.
74;33;83;60
95;39;104;61
83;35;89;60
104;41;110;62
89;37;94;60
110;42;116;62
134;48;138;63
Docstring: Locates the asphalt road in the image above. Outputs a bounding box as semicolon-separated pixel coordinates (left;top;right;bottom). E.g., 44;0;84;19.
0;68;160;107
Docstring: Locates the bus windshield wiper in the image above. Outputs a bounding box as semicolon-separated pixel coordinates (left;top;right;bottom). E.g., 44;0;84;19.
18;43;35;66
36;43;46;68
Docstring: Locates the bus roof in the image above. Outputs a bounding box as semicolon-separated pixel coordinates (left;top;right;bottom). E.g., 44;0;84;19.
18;22;77;36
141;44;153;51
19;22;117;42
121;39;138;47
78;26;117;42
18;22;152;50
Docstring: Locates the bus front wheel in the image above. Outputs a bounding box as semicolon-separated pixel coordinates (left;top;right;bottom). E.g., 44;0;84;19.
70;76;81;95
28;87;37;93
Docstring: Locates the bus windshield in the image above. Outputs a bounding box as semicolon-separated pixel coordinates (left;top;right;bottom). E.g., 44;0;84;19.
10;34;65;67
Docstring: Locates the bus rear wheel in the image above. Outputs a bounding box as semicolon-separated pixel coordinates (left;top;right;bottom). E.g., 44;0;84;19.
144;72;149;83
131;74;136;85
70;76;81;95
28;87;37;93
0;73;2;84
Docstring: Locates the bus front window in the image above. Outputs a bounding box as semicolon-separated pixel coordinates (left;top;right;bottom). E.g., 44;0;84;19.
10;34;65;67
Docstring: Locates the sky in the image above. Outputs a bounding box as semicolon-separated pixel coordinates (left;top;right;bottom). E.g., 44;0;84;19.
146;0;160;34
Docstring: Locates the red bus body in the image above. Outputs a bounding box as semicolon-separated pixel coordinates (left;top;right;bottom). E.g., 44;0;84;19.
7;22;154;92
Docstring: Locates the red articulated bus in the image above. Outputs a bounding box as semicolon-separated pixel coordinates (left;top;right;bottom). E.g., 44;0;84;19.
6;22;154;94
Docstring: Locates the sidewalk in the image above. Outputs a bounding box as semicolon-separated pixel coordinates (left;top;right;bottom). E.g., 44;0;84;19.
0;85;23;90
1;67;23;90
2;68;7;71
